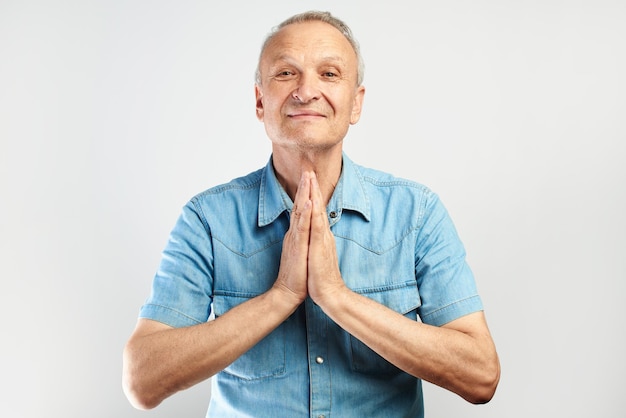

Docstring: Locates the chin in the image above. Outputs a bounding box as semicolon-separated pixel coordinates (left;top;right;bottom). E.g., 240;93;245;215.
268;127;346;151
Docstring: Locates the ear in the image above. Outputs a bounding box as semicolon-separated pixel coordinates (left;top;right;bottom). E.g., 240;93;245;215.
255;84;264;121
349;85;365;125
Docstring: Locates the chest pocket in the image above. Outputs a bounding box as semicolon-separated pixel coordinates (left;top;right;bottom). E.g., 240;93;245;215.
212;293;286;380
349;280;420;376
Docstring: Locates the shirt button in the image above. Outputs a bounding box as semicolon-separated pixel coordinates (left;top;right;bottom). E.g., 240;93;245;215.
318;415;325;418
329;211;337;219
315;356;324;364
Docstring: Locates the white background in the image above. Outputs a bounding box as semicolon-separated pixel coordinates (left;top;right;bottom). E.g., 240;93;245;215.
1;1;625;417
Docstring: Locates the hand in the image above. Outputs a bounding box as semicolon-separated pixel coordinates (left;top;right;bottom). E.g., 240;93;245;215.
272;172;313;306
306;173;347;305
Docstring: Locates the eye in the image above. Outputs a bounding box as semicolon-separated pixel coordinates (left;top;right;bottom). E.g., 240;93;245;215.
322;71;338;78
273;69;296;80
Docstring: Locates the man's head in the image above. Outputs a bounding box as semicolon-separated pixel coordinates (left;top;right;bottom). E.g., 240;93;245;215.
255;11;366;153
255;11;365;87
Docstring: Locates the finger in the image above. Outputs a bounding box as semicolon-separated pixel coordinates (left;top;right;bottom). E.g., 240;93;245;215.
290;172;311;227
296;199;312;234
309;173;329;231
294;172;312;213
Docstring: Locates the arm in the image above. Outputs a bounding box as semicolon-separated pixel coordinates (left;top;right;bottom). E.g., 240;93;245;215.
318;291;499;403
123;286;299;410
123;175;314;410
306;174;500;403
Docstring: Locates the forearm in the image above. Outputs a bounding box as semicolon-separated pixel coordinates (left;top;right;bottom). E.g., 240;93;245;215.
123;287;299;409
319;287;500;403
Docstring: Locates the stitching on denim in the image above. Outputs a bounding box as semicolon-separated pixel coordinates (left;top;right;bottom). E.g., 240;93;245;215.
361;175;432;191
421;295;481;321
195;172;263;198
214;290;264;298
221;365;287;381
212;234;283;258
351;279;417;294
142;303;204;325
334;225;420;255
190;199;211;235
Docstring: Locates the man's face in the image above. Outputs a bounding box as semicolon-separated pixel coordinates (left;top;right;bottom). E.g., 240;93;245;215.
255;21;365;152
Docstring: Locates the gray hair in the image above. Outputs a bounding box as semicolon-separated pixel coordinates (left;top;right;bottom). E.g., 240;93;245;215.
255;11;365;86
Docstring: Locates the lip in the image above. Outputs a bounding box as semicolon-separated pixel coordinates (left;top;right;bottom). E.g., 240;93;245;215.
287;110;326;118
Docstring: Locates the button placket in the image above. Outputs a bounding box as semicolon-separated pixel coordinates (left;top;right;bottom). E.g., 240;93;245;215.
305;298;331;418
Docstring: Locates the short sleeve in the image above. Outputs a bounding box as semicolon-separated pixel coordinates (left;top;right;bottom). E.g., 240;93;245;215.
139;201;214;327
415;193;483;326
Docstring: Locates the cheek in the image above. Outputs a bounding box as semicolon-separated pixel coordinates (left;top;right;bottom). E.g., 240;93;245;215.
263;95;285;115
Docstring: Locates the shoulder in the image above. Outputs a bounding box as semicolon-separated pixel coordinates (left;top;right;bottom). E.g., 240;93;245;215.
355;163;432;194
193;167;264;200
351;161;438;221
181;167;264;225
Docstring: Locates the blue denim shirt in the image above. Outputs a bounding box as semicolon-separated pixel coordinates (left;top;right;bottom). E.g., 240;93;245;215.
140;153;483;417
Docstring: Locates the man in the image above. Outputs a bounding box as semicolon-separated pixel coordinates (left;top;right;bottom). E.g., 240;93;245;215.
123;10;500;417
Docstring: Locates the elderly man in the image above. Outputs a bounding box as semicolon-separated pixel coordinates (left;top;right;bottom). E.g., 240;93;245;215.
123;10;500;417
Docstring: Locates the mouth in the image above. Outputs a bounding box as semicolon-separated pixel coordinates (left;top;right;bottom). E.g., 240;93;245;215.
287;110;326;119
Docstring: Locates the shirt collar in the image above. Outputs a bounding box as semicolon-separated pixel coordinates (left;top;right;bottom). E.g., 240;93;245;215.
258;153;371;227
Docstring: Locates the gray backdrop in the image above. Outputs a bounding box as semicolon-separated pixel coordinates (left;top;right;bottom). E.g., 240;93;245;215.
1;0;624;417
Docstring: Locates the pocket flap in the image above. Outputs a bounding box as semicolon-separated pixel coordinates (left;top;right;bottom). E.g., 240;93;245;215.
354;280;420;316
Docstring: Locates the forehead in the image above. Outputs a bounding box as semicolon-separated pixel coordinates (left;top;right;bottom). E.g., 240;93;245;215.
262;21;356;64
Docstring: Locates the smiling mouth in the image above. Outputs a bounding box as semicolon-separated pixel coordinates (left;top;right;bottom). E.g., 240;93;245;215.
287;112;326;119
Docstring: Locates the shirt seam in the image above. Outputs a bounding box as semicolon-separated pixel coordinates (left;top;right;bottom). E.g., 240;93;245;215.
351;279;417;294
334;226;419;255
420;295;482;322
212;234;283;258
140;303;204;325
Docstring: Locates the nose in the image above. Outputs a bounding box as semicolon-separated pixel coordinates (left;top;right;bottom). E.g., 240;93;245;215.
292;72;320;103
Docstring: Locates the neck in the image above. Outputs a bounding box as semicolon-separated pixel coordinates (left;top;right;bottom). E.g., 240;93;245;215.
271;146;343;204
